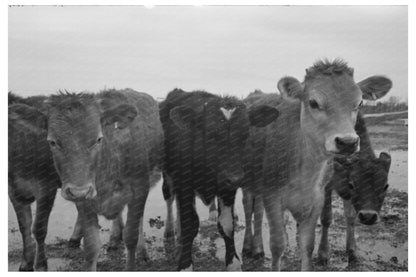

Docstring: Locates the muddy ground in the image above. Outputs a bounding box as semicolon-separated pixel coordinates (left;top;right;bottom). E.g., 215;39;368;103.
8;120;408;271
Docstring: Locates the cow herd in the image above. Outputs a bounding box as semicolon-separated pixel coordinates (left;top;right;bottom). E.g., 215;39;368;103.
8;59;392;271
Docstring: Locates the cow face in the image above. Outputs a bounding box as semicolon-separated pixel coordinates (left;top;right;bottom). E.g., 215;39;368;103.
278;59;392;156
46;96;102;201
334;152;391;225
170;98;279;188
10;93;138;202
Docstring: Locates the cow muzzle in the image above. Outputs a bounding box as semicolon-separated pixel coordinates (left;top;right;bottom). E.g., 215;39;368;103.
357;210;379;225
326;134;360;155
61;183;97;201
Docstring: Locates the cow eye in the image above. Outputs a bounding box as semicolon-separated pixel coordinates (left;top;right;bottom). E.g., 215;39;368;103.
384;183;389;191
348;181;355;190
309;99;320;110
355;100;363;110
48;139;61;150
91;136;103;149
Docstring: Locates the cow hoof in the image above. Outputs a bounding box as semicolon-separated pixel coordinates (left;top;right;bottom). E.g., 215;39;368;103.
208;210;218;222
347;250;358;265
348;255;359;265
68;238;81;248
107;239;123;252
226;258;242;271
125;264;135;271
19;264;34;271
137;248;149;263
180;265;193;271
317;256;329;266
242;248;252;258
35;260;48;271
164;229;175;240
252;251;265;260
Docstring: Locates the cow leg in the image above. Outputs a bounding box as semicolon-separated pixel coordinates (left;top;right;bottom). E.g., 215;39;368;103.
343;199;357;264
242;189;254;257
176;186;198;271
297;201;324;271
108;213;124;251
76;201;100;271
10;197;35;271
137;210;149;262
68;213;83;248
124;189;148;270
317;187;333;265
263;193;286;271
32;190;56;271
163;176;175;239
164;196;175;239
252;193;264;258
208;200;218;222
218;192;241;271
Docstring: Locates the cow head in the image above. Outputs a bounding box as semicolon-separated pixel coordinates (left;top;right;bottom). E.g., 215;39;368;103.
334;152;391;225
169;94;279;188
9;92;138;203
278;59;392;156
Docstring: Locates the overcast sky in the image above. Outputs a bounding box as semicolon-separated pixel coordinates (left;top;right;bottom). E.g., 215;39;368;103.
8;5;407;101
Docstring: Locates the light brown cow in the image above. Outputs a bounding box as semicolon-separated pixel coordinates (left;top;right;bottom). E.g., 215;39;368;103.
242;59;391;270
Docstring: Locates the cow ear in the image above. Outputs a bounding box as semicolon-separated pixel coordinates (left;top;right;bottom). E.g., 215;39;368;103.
358;76;392;100
378;152;392;171
101;104;138;129
248;105;279;127
169;106;194;130
9;104;47;134
277;76;304;100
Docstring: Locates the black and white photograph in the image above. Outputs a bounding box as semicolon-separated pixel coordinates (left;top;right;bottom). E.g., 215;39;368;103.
6;2;409;272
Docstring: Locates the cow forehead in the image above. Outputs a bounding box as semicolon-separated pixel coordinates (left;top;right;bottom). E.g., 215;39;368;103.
48;107;102;138
307;75;361;102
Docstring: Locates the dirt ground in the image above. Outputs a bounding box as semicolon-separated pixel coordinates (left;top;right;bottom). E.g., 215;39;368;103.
8;121;408;271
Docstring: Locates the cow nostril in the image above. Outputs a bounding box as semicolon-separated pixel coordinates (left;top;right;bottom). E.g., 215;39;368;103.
335;137;345;147
65;187;74;198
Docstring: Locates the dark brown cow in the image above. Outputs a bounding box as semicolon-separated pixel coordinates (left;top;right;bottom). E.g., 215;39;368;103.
8;93;127;271
160;89;279;271
10;89;163;271
242;59;391;270
9;97;59;271
317;112;391;264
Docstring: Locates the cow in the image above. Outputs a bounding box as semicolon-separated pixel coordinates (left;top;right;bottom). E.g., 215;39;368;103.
317;113;391;265
8;92;126;271
241;113;392;265
159;88;279;271
9;89;164;271
241;59;392;271
9;95;60;271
